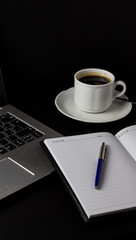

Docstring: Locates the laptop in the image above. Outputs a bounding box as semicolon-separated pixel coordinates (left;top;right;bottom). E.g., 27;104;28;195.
0;69;61;199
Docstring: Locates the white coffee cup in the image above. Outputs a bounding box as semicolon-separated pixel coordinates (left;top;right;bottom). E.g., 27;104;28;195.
74;68;126;113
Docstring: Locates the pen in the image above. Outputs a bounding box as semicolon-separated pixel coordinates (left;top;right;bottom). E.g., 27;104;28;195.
95;142;106;190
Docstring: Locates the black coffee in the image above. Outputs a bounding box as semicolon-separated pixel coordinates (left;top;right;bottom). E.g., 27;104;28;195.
78;75;111;85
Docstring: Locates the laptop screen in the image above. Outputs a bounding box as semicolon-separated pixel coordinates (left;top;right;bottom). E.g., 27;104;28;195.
0;69;7;107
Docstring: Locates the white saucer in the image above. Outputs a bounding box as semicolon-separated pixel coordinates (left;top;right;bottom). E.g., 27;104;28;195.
55;87;132;123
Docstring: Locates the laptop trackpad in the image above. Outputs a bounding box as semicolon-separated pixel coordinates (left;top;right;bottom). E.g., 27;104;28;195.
0;157;35;194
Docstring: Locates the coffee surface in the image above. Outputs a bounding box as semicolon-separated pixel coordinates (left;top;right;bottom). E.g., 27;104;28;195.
78;75;111;85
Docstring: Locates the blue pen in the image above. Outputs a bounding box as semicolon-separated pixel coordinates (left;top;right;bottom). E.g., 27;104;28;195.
95;142;106;189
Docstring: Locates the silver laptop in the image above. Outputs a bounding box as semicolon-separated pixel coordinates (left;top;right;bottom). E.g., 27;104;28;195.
0;69;61;199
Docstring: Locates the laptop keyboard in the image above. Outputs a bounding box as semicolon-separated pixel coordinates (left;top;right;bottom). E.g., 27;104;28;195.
0;112;43;155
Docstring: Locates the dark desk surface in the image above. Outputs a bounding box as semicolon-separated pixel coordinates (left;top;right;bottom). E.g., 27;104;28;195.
1;85;136;240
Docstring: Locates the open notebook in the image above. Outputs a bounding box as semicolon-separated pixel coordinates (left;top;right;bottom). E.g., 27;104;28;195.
43;125;136;221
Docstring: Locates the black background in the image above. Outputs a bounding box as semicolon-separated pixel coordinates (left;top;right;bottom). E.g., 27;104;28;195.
1;1;136;239
1;0;136;105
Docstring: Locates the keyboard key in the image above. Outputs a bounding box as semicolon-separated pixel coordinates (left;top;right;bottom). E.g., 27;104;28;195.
0;127;4;132
12;126;22;132
16;127;35;137
0;133;5;139
11;119;28;129
5;129;14;136
0;139;8;145
1;113;10;120
0;147;8;154
1;113;10;118
7;135;18;142
1;114;15;123
5;143;16;151
22;135;34;142
32;131;43;138
4;123;12;129
13;139;25;147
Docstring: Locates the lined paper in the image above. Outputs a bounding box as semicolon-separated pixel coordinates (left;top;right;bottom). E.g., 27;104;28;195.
116;125;136;161
45;132;136;219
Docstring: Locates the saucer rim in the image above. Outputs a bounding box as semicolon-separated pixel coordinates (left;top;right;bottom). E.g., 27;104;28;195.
55;87;132;123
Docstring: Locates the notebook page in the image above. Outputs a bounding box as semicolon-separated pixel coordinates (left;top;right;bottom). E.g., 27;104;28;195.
116;125;136;161
45;132;136;218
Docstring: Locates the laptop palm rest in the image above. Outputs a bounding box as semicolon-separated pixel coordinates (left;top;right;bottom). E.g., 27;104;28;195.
0;157;35;194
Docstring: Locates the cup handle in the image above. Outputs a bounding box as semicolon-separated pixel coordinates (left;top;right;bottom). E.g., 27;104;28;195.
113;80;126;100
